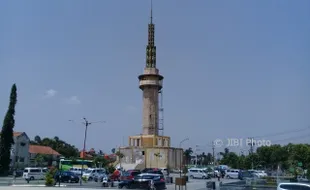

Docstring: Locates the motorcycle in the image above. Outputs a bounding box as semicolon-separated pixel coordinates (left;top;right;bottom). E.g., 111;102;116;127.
102;176;114;187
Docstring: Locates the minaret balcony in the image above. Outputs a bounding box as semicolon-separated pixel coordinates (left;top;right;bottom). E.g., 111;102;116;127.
139;79;163;90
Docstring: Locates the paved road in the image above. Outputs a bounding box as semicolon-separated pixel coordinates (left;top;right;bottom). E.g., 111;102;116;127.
0;176;240;190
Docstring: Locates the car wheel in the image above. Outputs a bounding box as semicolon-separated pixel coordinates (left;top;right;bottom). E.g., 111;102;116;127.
202;176;206;179
88;177;92;181
118;185;123;189
125;185;131;189
68;179;71;183
226;175;230;179
190;175;194;179
30;176;34;181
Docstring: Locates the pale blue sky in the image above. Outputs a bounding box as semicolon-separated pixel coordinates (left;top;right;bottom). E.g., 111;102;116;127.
0;0;309;154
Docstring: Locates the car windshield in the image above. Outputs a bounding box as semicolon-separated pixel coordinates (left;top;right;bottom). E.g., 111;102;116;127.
143;175;156;179
135;175;143;179
122;172;130;176
64;172;74;175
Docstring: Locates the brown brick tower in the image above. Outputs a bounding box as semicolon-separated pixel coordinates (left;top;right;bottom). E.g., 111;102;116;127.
138;5;163;135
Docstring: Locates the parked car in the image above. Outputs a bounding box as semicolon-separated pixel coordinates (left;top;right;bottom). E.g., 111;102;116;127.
23;167;48;181
110;169;121;181
82;168;105;181
225;169;240;179
93;171;107;182
69;167;84;175
10;169;23;177
238;170;257;180
253;171;267;178
277;183;310;190
118;173;166;189
297;176;310;183
54;171;79;183
120;170;141;181
188;168;210;179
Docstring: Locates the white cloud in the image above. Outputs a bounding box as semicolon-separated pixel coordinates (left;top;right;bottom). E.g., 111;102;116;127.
44;89;57;98
124;105;137;114
66;96;81;105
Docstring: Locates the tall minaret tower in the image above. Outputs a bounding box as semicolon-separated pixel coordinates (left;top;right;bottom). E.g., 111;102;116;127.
138;1;163;135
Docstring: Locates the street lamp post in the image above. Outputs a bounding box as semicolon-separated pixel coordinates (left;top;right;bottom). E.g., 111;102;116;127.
179;138;189;178
69;118;105;186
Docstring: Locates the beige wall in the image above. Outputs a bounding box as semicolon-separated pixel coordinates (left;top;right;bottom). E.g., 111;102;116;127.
128;135;170;148
119;147;183;169
119;147;144;164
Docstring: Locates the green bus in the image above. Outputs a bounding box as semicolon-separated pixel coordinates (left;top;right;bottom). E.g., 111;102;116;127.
59;159;94;171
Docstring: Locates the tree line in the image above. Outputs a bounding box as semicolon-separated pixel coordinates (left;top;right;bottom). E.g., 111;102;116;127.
30;135;80;159
183;144;310;176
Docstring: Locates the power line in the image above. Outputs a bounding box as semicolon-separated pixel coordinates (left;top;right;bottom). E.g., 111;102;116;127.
271;133;310;144
252;126;310;139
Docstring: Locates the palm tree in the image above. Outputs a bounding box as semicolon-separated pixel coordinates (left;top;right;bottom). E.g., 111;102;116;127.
115;151;124;168
183;148;193;165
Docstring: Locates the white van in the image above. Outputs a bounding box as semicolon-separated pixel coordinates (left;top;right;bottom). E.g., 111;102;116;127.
188;168;209;179
69;167;84;175
225;169;240;179
23;167;48;180
82;168;106;181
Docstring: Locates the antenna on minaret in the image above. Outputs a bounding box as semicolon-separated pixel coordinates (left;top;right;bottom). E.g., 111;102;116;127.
150;0;153;24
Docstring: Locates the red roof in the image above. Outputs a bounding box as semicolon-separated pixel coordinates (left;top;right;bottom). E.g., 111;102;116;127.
80;151;93;158
13;132;23;137
29;145;60;155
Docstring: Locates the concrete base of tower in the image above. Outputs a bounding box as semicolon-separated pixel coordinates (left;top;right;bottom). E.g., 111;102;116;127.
117;146;183;171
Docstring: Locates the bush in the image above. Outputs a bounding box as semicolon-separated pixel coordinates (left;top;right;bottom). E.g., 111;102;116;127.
82;176;87;183
45;173;55;186
182;167;188;176
107;165;116;174
45;168;57;186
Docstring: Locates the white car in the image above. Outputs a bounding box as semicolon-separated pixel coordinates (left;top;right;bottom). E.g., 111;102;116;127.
187;168;209;179
225;169;240;179
253;171;267;178
82;168;105;181
277;183;310;190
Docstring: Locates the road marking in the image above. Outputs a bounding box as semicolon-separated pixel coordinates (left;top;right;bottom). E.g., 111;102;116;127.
11;184;67;187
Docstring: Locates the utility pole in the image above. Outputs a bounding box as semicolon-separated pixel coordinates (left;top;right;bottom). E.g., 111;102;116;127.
69;118;105;186
195;145;199;167
179;138;189;177
212;141;215;167
247;137;255;170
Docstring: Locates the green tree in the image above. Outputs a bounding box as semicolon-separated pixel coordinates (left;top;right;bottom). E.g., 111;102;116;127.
94;156;108;168
30;136;79;158
183;148;193;165
220;152;239;168
34;135;42;144
116;151;125;168
0;84;17;175
35;154;44;166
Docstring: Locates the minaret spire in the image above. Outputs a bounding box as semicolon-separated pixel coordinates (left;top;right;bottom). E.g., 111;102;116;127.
146;0;156;68
150;0;153;24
